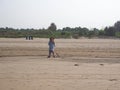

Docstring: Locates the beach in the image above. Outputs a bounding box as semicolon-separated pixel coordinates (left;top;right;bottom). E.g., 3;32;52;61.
0;38;120;90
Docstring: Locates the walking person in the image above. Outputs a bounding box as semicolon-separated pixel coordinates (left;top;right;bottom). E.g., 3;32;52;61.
48;37;55;58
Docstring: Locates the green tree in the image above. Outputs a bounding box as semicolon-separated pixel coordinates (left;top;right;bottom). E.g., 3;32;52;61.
115;32;120;38
99;30;105;36
114;21;120;32
48;23;57;31
79;27;89;36
104;26;115;36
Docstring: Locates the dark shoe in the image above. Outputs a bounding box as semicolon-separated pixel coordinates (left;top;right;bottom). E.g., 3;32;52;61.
48;56;50;58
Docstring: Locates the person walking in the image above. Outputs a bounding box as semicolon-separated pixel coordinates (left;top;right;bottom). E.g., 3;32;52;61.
48;37;55;58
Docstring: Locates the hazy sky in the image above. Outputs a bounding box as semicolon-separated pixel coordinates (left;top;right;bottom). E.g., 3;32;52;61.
0;0;120;29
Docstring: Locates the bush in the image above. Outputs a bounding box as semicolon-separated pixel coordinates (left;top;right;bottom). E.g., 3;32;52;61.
115;32;120;38
72;34;79;39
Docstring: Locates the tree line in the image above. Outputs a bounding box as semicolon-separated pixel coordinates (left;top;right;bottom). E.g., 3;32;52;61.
0;21;120;38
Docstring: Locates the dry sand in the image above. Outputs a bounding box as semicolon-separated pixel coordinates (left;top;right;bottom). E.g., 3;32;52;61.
0;38;120;90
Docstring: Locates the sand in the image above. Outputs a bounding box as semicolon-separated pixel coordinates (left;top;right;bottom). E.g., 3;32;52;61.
0;38;120;90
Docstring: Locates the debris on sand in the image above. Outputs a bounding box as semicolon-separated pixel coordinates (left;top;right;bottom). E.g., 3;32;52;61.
99;64;104;66
109;79;118;81
74;64;79;66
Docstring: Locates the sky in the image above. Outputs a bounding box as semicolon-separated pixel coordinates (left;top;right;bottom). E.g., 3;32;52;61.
0;0;120;29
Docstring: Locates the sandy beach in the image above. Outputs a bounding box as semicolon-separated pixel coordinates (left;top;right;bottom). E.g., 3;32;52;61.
0;38;120;90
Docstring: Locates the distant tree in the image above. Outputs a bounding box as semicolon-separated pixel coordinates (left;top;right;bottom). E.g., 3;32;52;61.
99;30;105;36
104;26;115;36
62;27;72;32
1;20;120;38
79;27;89;36
115;32;120;38
93;28;99;36
87;31;94;38
48;23;57;31
114;21;120;32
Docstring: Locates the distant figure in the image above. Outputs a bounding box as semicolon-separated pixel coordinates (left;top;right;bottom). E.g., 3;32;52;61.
48;37;55;58
26;36;28;40
26;36;33;40
29;36;31;40
31;36;33;40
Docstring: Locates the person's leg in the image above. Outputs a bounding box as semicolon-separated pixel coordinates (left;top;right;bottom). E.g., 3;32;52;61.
48;50;52;58
52;51;55;58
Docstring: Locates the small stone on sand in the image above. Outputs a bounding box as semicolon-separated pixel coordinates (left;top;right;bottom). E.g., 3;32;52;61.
74;64;79;66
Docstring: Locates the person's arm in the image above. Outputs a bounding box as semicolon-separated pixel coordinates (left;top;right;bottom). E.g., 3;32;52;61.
48;41;50;46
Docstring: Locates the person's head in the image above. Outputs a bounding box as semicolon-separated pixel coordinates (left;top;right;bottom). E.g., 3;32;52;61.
50;37;54;42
